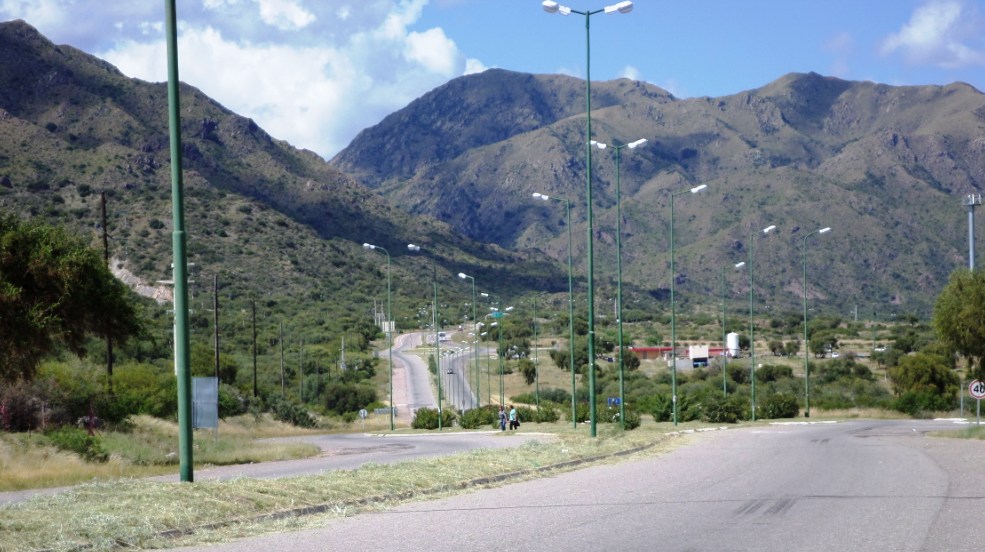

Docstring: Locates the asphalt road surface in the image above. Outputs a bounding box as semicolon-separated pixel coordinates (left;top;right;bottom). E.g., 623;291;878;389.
170;419;985;552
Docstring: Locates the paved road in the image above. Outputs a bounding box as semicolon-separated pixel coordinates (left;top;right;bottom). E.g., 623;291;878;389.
390;332;435;423
170;419;985;552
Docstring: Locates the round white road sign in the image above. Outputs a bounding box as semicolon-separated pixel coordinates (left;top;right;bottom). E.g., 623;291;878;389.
969;380;985;400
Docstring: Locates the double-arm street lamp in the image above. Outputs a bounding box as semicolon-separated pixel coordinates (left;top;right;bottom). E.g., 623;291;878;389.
532;192;577;427
363;243;394;430
670;184;708;425
458;272;480;409
803;226;831;418
722;261;745;396
748;225;776;422
592;138;646;428
543;0;634;438
408;243;442;430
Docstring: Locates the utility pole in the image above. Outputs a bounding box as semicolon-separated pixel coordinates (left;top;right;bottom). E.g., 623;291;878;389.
100;192;113;388
213;274;219;381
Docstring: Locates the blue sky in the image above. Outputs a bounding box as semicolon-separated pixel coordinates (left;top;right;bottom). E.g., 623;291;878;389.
1;1;983;159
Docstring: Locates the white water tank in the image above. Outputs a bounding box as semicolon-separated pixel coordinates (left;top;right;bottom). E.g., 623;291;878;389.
727;332;740;358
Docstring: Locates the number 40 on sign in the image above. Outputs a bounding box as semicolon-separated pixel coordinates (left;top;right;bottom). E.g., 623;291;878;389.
969;380;985;400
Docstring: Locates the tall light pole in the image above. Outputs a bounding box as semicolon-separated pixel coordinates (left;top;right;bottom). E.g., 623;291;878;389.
722;261;745;396
965;194;982;270
670;183;708;425
480;292;492;404
749;224;776;422
802;227;831;418
408;243;441;430
364;243;394;430
543;0;634;437
164;0;193;482
533;192;577;427
459;272;479;408
592;138;646;428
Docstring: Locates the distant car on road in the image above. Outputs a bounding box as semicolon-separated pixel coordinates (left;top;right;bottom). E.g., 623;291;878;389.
446;368;454;374
874;346;887;352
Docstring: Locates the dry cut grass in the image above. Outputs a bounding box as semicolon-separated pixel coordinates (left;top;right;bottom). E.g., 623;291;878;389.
0;427;688;551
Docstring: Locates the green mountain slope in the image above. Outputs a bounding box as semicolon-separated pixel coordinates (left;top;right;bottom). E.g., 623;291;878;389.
0;20;563;347
332;68;985;316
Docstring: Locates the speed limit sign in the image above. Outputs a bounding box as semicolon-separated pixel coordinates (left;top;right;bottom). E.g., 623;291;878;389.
969;380;985;400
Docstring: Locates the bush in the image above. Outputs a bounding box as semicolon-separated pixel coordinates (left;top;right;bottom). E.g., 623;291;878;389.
267;396;316;428
45;426;109;463
647;394;673;423
459;406;497;429
894;390;956;416
565;402;593;424
756;364;793;383
531;404;560;423
703;394;747;423
540;387;572;404
760;392;800;419
614;408;641;430
412;407;457;430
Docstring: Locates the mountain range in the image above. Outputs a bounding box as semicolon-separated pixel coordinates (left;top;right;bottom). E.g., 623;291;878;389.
2;18;984;340
331;68;985;317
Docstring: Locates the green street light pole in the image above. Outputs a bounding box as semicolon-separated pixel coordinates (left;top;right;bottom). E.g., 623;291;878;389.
670;184;708;425
164;0;193;482
592;138;647;429
459;272;479;408
364;243;394;430
749;225;776;422
533;192;577;427
803;227;831;418
408;244;441;430
723;261;745;396
543;0;634;437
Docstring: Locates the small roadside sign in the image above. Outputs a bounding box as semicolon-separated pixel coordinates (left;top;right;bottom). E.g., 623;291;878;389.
969;380;985;400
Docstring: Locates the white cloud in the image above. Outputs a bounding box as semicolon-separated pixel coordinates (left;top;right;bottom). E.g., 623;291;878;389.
0;0;490;159
405;27;458;75
464;58;488;75
256;0;315;31
620;65;641;81
881;0;985;68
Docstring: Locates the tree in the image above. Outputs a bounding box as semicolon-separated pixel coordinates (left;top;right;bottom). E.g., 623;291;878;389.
887;351;959;412
0;214;142;381
519;358;536;385
933;269;985;381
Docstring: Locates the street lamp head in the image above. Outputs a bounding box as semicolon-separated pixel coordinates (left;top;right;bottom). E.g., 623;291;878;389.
735;261;746;269
505;306;515;312
542;1;570;15
458;272;469;279
762;225;777;234
605;1;633;14
362;243;375;250
480;292;489;298
407;243;420;252
819;227;832;234
590;140;607;150
690;184;708;194
627;138;648;149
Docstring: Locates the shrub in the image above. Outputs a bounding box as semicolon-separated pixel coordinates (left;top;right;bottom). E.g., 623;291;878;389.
45;426;109;463
756;364;793;383
531;404;560;423
412;407;457;430
647;394;672;423
267;396;316;428
459;406;497;429
760;392;800;419
615;409;642;430
540;387;572;404
565;402;593;424
703;394;747;423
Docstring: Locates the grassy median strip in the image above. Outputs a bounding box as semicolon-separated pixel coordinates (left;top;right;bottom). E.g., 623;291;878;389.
0;428;686;551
